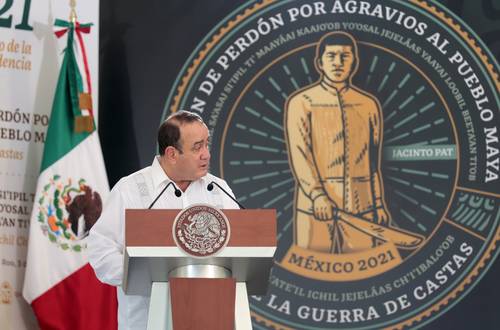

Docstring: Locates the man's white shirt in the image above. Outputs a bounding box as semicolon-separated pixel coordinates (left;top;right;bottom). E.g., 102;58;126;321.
88;157;239;330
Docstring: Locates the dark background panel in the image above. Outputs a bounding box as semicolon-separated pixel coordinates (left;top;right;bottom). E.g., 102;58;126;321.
99;0;245;183
98;1;500;329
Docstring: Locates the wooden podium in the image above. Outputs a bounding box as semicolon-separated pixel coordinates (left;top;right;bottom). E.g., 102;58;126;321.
123;209;276;330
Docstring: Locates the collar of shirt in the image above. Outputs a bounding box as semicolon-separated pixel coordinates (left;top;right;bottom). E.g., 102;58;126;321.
320;80;350;94
150;156;208;195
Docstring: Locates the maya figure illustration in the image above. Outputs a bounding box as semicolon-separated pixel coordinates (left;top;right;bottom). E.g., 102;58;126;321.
285;32;421;254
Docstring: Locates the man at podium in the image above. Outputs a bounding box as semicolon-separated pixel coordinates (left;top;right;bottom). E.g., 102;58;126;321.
88;110;239;329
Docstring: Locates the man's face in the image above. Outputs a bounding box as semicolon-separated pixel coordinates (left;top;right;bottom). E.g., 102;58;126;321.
175;121;211;180
318;45;355;83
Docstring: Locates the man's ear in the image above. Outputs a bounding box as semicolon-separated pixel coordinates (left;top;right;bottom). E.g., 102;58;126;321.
164;146;177;163
315;57;323;74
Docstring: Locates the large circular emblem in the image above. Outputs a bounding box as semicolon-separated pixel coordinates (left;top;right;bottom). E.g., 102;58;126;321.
163;0;500;328
173;204;231;258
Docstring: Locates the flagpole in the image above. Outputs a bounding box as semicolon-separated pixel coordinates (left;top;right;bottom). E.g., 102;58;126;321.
69;0;77;23
66;0;96;133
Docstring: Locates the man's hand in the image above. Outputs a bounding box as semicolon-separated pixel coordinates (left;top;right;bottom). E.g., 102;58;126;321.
312;195;337;221
374;208;390;226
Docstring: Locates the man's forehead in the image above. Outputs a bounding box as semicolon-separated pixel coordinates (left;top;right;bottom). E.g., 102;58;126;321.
179;121;209;142
323;45;353;53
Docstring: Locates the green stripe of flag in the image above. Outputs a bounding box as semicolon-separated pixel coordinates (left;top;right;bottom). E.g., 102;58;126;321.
41;23;94;172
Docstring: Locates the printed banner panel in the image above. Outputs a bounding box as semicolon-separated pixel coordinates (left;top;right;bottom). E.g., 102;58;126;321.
160;1;500;329
0;1;99;328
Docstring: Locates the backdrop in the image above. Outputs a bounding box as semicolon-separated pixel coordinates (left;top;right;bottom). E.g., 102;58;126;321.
0;1;99;328
99;0;500;329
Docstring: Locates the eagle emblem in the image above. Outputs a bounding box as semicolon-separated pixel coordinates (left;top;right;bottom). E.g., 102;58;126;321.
37;175;102;251
173;204;230;258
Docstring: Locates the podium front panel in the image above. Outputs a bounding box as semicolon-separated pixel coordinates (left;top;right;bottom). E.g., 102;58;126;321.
123;209;276;295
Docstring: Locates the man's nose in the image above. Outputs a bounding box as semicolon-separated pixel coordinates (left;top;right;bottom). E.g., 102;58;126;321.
201;147;210;160
332;54;342;66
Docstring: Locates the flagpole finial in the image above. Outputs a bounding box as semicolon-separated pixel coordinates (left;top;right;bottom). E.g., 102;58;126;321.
69;0;77;23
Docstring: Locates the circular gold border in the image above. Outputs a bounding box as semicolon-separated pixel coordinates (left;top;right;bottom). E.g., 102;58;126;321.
167;0;500;328
412;0;500;92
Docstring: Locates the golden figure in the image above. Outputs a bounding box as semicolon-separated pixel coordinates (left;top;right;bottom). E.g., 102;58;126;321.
285;32;399;254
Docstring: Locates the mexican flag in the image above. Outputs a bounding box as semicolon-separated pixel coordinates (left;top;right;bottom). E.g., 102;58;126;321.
22;20;117;329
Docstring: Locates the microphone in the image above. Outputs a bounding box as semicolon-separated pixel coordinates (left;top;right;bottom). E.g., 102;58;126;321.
207;181;246;209
148;181;182;209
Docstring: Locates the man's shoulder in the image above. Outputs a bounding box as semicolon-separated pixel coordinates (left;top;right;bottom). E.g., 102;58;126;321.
113;166;152;190
348;86;380;109
288;83;324;104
